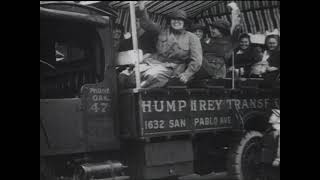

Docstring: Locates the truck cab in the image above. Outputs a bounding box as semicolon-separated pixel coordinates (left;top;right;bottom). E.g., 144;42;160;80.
40;2;129;179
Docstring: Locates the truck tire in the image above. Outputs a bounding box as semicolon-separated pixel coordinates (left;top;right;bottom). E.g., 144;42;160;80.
258;164;280;180
227;131;263;180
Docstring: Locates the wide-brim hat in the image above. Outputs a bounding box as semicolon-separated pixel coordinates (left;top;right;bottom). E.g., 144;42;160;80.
168;10;191;23
209;20;231;32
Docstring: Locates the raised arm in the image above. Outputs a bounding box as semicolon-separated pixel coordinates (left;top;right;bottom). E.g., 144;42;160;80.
229;2;242;48
136;1;161;34
231;25;242;47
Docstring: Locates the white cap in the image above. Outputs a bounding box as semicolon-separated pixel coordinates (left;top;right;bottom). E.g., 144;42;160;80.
266;29;280;36
249;33;265;44
124;32;131;39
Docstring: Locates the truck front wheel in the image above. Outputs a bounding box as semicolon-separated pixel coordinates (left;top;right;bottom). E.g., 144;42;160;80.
227;131;263;180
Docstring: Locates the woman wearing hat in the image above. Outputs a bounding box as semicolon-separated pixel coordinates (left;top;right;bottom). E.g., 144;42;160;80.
194;9;242;79
190;23;215;52
125;1;202;88
190;23;208;40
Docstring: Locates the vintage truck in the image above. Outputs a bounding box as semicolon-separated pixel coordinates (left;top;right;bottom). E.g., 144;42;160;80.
40;2;280;180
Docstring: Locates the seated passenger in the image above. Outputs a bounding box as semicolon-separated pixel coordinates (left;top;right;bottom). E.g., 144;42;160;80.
229;33;261;78
250;35;280;78
193;6;242;79
121;1;202;88
264;35;280;71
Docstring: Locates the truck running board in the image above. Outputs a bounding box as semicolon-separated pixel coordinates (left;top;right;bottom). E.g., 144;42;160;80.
178;172;229;180
91;176;130;180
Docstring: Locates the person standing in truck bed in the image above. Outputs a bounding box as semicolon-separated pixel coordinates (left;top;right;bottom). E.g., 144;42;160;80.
123;1;202;88
194;2;242;79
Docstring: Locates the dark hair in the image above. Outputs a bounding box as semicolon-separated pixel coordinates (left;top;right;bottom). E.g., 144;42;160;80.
209;25;230;37
265;34;280;50
239;33;251;43
251;43;266;52
217;27;230;36
190;28;208;38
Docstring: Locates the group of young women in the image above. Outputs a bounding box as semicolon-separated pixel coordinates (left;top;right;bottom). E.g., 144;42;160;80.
190;23;280;79
119;1;280;88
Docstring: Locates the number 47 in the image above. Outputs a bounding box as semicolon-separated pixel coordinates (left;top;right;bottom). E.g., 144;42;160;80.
89;102;109;113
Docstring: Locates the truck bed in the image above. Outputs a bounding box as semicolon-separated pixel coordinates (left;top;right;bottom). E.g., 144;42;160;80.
119;79;280;139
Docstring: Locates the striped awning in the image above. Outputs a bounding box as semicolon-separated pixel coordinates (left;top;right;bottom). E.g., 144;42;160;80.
104;1;221;32
82;1;280;34
195;1;280;34
106;1;220;18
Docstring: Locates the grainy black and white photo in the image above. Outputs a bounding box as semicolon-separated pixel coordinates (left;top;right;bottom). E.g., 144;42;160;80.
40;1;280;180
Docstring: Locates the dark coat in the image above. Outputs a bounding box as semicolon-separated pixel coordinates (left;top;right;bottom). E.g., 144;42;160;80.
267;50;280;69
194;29;241;79
233;47;261;68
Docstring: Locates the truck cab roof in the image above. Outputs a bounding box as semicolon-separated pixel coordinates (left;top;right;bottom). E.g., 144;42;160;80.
40;1;117;26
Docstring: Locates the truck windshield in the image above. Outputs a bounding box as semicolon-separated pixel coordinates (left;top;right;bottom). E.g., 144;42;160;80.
40;20;103;99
